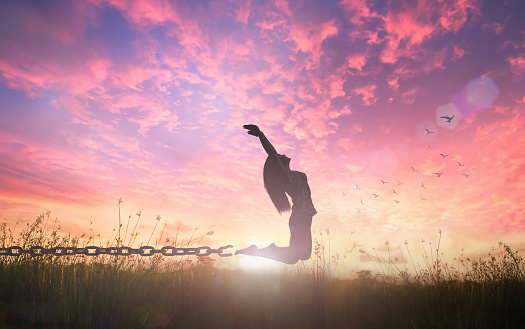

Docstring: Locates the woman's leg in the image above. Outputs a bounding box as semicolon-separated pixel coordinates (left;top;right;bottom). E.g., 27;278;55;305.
289;215;313;260
235;244;258;255
251;215;313;264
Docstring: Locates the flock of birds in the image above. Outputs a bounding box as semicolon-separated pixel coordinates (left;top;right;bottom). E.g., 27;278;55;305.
341;116;471;215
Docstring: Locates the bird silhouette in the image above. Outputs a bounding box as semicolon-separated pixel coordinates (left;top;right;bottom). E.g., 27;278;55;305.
355;184;360;190
372;193;379;198
360;198;364;204
425;128;434;134
463;174;470;178
440;115;455;123
420;195;426;201
411;166;418;172
434;172;443;177
392;189;398;194
440;154;448;159
381;180;388;185
357;208;361;213
394;200;400;204
395;179;403;185
428;145;433;149
421;182;426;189
457;161;464;166
341;192;346;197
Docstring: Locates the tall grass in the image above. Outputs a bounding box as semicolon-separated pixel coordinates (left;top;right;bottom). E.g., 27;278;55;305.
0;213;524;329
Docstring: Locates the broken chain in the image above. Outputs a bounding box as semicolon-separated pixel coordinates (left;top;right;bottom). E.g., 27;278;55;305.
0;245;234;257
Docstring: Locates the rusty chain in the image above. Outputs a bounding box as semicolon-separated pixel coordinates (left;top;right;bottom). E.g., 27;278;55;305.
0;245;235;257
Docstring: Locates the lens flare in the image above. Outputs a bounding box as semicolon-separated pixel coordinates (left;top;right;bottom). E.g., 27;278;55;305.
436;103;461;130
450;75;500;120
466;75;500;110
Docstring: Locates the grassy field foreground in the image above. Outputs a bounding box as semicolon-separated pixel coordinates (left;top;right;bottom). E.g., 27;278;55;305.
0;214;524;329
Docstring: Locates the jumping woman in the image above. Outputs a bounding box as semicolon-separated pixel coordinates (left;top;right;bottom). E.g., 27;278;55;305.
236;124;317;264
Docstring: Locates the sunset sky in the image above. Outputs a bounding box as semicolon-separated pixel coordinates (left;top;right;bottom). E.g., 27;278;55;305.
1;0;524;274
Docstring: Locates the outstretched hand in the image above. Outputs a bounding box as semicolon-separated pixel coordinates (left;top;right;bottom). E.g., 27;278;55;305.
243;124;261;137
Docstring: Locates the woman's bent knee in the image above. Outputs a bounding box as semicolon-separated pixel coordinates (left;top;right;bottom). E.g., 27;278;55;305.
299;251;311;261
294;248;311;262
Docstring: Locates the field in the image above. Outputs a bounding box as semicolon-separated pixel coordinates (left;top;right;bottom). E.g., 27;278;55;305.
0;213;524;329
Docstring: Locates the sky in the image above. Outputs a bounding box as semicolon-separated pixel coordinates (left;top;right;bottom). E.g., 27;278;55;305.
1;0;524;274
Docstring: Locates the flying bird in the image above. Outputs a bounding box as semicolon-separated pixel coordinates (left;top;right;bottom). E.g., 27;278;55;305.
341;192;346;197
381;180;388;185
372;193;379;198
463;174;470;178
434;172;443;177
440;154;448;159
457;161;465;166
440;115;455;123
411;166;418;172
425;128;434;134
428;145;433;149
394;200;400;204
357;208;361;213
360;198;364;205
420;195;426;201
392;189;398;194
355;184;360;190
395;179;403;185
421;182;426;189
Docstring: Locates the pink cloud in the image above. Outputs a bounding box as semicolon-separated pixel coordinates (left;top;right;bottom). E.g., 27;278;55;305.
330;77;346;99
0;56;109;98
378;0;480;64
492;22;505;34
380;7;436;64
110;65;172;92
385;61;425;93
90;0;179;26
97;0;210;57
509;55;525;76
273;0;293;18
336;137;359;152
451;45;468;62
439;0;481;32
4;1;91;46
0;131;111;207
232;0;251;24
353;85;377;105
339;0;380;26
347;53;367;71
421;47;448;72
482;16;511;35
328;105;352;119
387;76;399;91
400;89;419;105
256;17;286;31
288;20;339;66
0;3;112;99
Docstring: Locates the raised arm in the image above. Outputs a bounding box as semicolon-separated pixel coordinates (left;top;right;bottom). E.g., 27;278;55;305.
243;125;294;182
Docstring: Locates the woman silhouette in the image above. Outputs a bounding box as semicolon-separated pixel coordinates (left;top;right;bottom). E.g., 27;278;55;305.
236;124;317;264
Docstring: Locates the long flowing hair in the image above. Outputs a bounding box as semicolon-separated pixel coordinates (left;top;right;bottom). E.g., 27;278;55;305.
263;155;291;214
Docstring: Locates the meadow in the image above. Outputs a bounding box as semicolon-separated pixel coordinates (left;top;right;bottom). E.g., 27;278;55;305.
0;212;524;329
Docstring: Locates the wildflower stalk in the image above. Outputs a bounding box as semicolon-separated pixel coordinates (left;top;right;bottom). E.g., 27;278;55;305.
147;215;162;246
118;197;123;247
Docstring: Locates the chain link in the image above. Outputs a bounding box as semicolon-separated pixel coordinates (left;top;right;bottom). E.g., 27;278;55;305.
0;245;234;257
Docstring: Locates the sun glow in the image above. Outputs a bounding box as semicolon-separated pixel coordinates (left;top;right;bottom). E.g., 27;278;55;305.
237;255;282;273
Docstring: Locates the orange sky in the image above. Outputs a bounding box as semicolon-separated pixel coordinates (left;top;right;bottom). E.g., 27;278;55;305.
0;0;524;275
